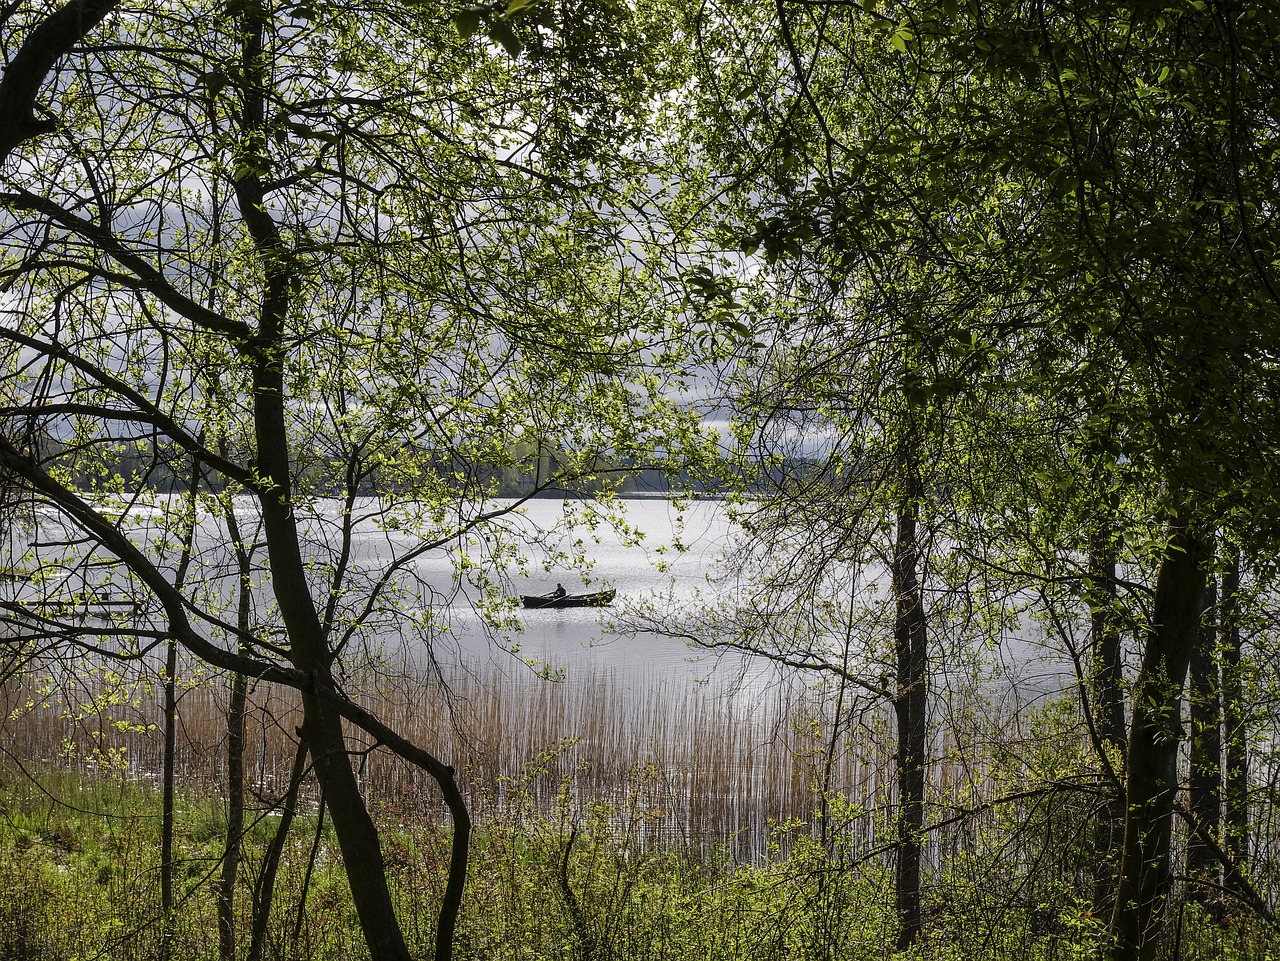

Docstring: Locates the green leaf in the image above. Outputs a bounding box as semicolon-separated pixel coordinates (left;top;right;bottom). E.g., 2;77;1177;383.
202;70;228;98
506;0;539;14
453;7;483;38
488;19;523;57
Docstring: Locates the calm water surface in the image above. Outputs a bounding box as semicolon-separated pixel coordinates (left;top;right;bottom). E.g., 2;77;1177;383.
15;494;756;690
16;494;1067;703
403;497;759;696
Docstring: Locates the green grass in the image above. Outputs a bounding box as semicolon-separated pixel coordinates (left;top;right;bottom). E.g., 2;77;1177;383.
0;762;1275;961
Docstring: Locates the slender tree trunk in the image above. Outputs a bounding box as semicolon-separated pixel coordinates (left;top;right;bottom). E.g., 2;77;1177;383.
293;783;328;943
218;488;251;961
162;450;202;957
1220;546;1248;874
1090;535;1126;913
1108;519;1210;961
250;379;408;959
233;4;410;954
247;741;310;961
892;479;927;951
1186;576;1221;902
245;342;407;958
217;671;247;960
160;632;177;956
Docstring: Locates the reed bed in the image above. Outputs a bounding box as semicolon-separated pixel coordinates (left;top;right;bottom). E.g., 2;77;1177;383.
3;660;859;856
0;651;1060;863
6;654;1280;961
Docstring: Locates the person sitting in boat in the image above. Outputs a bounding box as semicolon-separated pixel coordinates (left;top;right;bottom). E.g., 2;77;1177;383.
552;583;566;599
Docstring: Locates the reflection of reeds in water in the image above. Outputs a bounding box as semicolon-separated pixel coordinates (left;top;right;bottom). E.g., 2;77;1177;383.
0;659;949;862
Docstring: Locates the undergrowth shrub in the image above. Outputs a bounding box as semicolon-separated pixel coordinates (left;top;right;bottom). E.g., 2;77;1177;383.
0;851;54;961
0;756;1279;961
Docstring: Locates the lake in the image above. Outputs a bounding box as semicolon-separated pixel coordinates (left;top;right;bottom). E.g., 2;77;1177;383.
9;493;762;687
408;496;752;688
10;492;1071;705
4;492;1077;855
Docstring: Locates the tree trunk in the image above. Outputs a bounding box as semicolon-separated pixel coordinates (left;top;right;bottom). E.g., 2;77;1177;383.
218;491;251;961
1220;546;1248;874
1108;519;1210;961
1090;536;1126;913
233;4;410;953
294;783;328;942
160;633;177;956
1186;576;1221;901
217;671;247;961
892;488;927;951
248;741;310;961
162;450;201;957
251;365;409;960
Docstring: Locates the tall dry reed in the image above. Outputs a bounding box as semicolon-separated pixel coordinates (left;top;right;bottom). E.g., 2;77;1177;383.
0;650;1036;862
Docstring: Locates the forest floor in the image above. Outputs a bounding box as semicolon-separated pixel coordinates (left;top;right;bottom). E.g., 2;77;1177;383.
0;763;1270;961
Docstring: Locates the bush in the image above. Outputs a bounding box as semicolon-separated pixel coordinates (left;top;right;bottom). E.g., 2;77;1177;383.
0;850;54;961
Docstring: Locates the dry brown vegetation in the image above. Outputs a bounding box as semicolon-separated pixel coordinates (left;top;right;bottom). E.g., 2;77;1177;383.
1;653;1010;863
5;651;1280;961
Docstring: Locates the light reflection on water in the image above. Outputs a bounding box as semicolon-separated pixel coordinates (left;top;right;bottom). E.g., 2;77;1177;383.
8;494;1076;854
401;496;778;706
14;493;1068;708
13;494;770;695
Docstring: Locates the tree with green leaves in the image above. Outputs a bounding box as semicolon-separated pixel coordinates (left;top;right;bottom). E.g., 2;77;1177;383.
671;1;1280;958
959;6;1280;955
640;6;1029;947
0;0;709;956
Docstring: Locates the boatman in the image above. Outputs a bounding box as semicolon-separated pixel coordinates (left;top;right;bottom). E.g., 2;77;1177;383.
553;583;566;598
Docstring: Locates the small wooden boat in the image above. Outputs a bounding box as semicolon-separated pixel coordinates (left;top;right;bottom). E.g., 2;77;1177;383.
521;589;616;609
